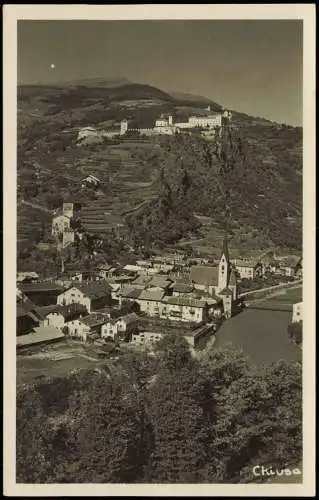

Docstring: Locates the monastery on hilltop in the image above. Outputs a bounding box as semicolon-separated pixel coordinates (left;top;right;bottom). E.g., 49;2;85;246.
77;108;232;142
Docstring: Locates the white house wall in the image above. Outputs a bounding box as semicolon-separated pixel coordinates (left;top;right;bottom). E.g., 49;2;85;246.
65;319;90;341
57;288;91;313
46;312;65;329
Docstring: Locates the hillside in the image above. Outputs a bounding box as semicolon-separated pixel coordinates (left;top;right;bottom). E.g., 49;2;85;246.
169;91;222;110
17;81;302;271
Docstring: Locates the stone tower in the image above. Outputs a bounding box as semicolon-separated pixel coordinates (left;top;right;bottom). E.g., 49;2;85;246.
168;115;173;126
228;267;237;300
218;237;230;292
120;119;128;136
221;289;233;319
63;203;74;219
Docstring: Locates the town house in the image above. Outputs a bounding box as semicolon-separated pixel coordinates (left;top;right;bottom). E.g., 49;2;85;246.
16;293;45;336
233;259;263;280
64;312;106;341
102;312;139;342
57;281;113;313
137;288;165;317
18;282;66;307
161;296;208;323
38;303;88;329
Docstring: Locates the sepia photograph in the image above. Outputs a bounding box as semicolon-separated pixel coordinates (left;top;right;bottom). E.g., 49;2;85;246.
3;4;316;497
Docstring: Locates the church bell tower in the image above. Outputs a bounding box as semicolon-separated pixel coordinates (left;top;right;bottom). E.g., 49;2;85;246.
218;237;230;291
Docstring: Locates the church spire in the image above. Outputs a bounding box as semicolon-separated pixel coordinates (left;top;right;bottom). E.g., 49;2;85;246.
220;236;230;263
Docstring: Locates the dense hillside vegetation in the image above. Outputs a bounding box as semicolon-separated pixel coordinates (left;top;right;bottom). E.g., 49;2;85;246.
128;125;302;250
17;339;302;484
17;81;302;268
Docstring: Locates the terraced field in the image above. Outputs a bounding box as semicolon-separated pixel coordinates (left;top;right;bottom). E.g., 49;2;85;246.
17;136;163;242
17;203;52;245
71;138;161;234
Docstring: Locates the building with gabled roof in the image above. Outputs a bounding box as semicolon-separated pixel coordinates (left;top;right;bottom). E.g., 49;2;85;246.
137;288;165;317
118;286;143;307
233;258;263;280
63;311;107;341
17;271;39;283
18;282;66;307
102;312;139;342
38;303;88;329
147;275;173;291
190;266;219;291
16;294;44;336
57;281;113;313
161;295;208;323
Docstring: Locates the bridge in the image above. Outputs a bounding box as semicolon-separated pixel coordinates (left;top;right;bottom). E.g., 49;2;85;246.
245;303;293;313
240;281;302;313
238;280;302;300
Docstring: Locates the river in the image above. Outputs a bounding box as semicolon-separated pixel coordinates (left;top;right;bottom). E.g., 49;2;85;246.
213;307;301;366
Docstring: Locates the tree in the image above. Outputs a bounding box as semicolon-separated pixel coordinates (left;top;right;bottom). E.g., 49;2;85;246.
16;343;302;484
154;333;194;373
53;372;142;483
16;388;52;483
288;322;302;346
147;384;210;483
203;357;302;483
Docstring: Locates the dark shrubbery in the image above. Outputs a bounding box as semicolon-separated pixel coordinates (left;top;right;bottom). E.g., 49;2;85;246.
17;339;302;484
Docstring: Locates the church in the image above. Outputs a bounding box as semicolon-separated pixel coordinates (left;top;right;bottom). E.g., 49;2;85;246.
189;238;237;319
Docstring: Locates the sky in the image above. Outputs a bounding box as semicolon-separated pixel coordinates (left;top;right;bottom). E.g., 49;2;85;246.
18;20;303;126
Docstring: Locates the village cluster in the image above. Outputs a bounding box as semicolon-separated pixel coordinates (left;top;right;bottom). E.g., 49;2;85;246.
77;107;232;143
17;224;302;353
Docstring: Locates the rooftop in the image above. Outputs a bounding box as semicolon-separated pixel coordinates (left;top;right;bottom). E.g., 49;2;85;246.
163;296;207;308
131;275;152;286
171;283;194;294
17;326;65;347
37;304;61;317
16;295;45;320
118;286;143;299
138;288;165;302
122;264;142;272
117;312;139;324
17;272;39;282
219;287;233;296
18;282;66;293
82;174;100;182
69;281;112;299
80;313;106;328
190;266;219;286
233;259;261;268
147;276;172;289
